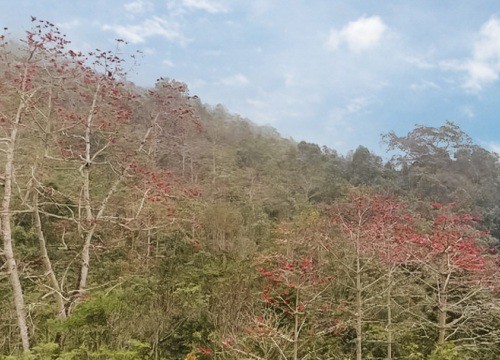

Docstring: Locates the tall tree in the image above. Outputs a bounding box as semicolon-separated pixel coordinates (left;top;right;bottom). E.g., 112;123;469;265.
325;191;418;360
407;203;497;348
383;121;500;235
0;19;72;351
347;145;383;186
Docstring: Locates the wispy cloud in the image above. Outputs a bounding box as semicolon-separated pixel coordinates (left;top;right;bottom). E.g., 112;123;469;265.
102;16;188;44
124;0;154;14
463;61;499;91
162;59;175;67
410;80;441;92
105;0;227;46
220;74;249;86
244;97;283;124
325;16;387;52
56;19;81;30
461;105;475;118
182;0;228;14
246;98;265;107
323;97;376;151
236;89;321;127
465;16;500;91
283;72;295;86
328;97;372;127
443;16;500;92
346;97;372;113
403;55;436;69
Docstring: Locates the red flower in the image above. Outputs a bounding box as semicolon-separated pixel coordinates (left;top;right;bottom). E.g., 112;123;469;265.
431;202;443;209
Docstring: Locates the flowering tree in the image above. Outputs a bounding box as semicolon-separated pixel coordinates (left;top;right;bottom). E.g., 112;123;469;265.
326;192;498;358
326;192;418;360
0;19;200;353
407;203;497;348
223;217;341;360
0;18;73;351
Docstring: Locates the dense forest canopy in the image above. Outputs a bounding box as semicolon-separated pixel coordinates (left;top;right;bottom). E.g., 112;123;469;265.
0;19;498;360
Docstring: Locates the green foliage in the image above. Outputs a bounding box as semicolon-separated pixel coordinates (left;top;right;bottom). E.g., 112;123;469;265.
47;293;128;353
428;343;467;360
348;145;383;186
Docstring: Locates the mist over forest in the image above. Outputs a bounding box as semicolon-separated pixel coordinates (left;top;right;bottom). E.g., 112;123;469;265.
0;18;498;360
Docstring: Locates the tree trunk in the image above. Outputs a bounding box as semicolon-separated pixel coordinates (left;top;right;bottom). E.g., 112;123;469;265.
1;86;30;352
28;86;67;318
190;157;195;183
293;288;299;360
78;114;155;295
212;145;216;185
77;84;100;297
355;255;362;360
386;269;393;360
437;273;448;345
78;172;123;293
3;234;30;352
33;192;66;318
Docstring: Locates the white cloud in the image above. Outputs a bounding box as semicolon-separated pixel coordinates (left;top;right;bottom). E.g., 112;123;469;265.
444;16;500;92
188;78;208;90
463;59;499;91
143;47;156;55
410;80;441;92
328;97;372;129
227;90;319;127
124;0;154;14
439;59;461;72
249;0;273;16
56;19;81;30
204;50;222;56
221;74;249;86
461;105;475;118
325;31;341;51
346;97;371;113
226;96;279;125
474;17;500;61
323;97;377;152
104;1;227;48
403;55;436;69
283;72;294;86
102;16;188;44
162;59;175;67
246;98;264;106
326;16;387;52
182;0;228;13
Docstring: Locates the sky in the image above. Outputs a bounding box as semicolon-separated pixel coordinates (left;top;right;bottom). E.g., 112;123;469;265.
1;0;500;156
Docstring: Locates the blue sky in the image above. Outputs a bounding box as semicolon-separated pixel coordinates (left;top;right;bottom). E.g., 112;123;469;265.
1;1;500;155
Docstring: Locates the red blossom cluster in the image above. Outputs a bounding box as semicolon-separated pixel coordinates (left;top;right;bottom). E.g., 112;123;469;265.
25;18;70;53
196;345;212;356
331;193;495;278
410;205;491;272
257;255;331;317
129;163;172;203
128;162;201;204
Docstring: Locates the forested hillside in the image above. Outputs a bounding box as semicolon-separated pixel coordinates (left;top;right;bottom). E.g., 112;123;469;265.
0;20;498;360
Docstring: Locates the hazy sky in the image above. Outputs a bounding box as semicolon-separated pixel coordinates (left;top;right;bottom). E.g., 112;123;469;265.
2;0;500;155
